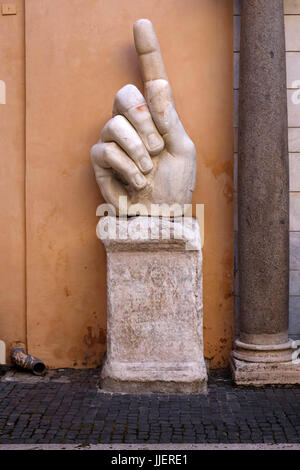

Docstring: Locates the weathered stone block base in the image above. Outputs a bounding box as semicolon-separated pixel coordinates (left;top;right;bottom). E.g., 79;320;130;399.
100;360;207;394
98;217;207;394
230;357;300;386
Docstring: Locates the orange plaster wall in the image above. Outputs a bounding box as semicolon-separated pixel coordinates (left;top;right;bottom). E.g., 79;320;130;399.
0;0;26;361
1;0;233;368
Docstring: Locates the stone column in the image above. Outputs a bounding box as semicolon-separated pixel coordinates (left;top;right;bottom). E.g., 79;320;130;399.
231;0;300;384
98;216;207;393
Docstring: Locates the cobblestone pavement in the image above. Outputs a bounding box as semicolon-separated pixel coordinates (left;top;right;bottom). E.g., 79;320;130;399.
0;369;299;445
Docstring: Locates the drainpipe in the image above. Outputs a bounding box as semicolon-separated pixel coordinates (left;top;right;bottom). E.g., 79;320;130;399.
11;348;46;376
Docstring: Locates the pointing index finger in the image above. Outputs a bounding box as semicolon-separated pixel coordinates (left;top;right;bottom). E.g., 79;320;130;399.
133;19;168;84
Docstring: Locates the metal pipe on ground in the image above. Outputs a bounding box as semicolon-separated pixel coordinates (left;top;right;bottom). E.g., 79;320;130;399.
11;348;46;376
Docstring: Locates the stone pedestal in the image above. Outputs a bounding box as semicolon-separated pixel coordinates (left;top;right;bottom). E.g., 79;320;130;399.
97;216;207;393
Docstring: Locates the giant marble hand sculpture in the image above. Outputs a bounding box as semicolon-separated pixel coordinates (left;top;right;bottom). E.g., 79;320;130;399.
91;19;196;216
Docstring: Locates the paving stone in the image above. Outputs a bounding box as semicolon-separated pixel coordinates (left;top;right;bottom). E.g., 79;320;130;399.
0;369;299;444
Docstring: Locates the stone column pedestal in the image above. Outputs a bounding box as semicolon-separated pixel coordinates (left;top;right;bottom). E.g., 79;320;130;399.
97;216;207;394
231;339;300;386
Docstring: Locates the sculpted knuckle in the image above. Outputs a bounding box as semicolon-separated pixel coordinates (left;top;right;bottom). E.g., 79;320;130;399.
155;78;169;91
106;118;116;134
115;84;146;113
99;143;113;165
115;84;138;104
90;144;99;163
102;144;111;161
122;83;139;94
129;169;139;181
114;88;124;105
185;137;196;155
130;141;142;155
112;114;123;125
146;79;170;100
109;115;126;135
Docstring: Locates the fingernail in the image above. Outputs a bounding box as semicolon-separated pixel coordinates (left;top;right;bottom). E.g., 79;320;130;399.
134;173;146;187
148;133;162;150
140;157;153;173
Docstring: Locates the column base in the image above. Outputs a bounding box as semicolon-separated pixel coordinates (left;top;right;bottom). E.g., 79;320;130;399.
232;338;293;363
230;357;300;386
100;359;207;394
231;339;300;385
